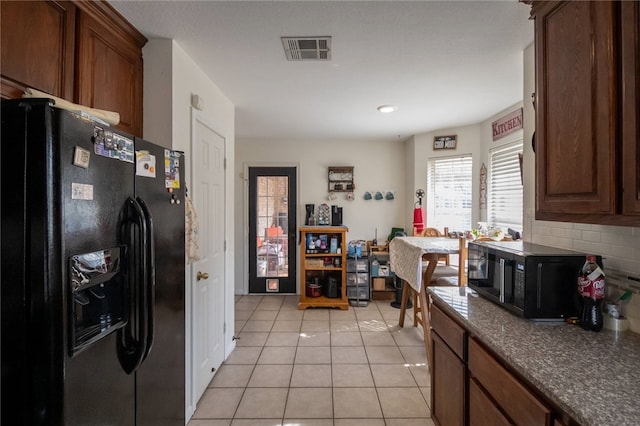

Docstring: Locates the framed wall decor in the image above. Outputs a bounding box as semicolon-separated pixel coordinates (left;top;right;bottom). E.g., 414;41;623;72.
480;163;487;209
433;135;457;150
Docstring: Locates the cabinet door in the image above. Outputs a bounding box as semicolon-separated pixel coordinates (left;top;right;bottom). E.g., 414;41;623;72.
76;9;144;136
535;1;617;218
469;338;551;426
1;1;76;100
431;333;465;426
469;377;511;426
621;0;640;216
431;303;466;360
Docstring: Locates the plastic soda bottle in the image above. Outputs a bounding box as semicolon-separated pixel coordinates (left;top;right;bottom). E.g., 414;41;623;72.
578;255;605;332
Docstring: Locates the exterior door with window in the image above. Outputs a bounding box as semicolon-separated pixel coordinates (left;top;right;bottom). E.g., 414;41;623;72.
248;167;297;293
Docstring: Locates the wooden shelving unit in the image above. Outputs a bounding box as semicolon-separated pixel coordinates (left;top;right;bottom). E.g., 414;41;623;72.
298;226;349;310
328;166;354;192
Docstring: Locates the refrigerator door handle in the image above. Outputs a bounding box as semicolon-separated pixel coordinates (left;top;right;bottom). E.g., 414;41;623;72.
117;197;149;374
137;196;156;361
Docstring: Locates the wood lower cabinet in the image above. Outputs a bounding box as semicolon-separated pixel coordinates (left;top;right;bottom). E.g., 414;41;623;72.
468;337;552;426
432;333;465;426
469;377;511;426
431;303;466;426
298;226;349;310
432;300;571;426
1;0;146;137
529;0;640;225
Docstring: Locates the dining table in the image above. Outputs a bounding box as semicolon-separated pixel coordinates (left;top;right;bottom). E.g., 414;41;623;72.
389;236;466;369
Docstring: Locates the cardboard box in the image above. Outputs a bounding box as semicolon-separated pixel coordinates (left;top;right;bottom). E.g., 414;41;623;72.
305;258;324;268
373;277;386;291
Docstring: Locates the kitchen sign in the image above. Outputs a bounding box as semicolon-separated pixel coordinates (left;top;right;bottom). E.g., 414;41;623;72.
492;108;523;141
433;135;457;150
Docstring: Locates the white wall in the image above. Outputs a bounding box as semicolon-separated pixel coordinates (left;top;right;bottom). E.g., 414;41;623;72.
142;39;236;418
234;138;407;295
403;135;417;233
520;42;640;331
170;41;237;363
410;123;484;231
142;39;173;148
406;101;524;235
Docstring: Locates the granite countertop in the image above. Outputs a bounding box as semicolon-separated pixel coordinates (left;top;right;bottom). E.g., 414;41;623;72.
428;286;640;426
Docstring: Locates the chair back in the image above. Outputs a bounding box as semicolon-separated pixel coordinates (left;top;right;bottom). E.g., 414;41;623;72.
419;227;449;264
419;227;443;237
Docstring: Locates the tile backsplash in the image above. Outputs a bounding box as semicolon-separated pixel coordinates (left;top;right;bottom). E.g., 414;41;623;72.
525;209;640;332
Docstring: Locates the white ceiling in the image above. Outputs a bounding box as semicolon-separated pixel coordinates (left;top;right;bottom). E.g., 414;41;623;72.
110;1;533;142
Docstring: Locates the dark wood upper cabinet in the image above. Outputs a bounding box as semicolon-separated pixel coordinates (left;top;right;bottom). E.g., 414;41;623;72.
621;1;640;216
533;1;617;218
76;4;145;137
530;0;640;226
1;1;76;100
0;1;146;137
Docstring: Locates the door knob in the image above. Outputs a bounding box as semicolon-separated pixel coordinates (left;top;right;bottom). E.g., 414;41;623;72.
197;271;209;281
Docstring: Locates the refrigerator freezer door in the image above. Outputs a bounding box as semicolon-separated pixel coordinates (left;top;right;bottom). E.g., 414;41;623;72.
1;99;137;425
58;106;137;425
134;138;186;426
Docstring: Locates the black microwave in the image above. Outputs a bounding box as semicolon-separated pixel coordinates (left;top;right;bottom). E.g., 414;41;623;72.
468;241;602;320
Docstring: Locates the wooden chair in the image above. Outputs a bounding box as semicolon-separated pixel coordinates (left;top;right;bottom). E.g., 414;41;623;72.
420;227;445;237
418;227;450;265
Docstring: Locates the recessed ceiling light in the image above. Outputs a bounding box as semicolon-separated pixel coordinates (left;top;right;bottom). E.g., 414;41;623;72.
377;105;397;113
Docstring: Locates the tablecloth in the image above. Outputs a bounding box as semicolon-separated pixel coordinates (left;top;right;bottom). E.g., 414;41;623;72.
389;236;460;292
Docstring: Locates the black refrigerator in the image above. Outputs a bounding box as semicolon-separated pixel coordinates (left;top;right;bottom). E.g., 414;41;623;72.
1;99;186;425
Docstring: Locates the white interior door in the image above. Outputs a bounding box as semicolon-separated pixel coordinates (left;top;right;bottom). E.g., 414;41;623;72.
191;112;225;405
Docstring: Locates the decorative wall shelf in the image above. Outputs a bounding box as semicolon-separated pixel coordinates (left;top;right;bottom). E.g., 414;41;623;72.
328;166;354;192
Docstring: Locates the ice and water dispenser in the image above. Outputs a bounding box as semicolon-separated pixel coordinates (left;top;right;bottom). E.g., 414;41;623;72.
69;247;126;355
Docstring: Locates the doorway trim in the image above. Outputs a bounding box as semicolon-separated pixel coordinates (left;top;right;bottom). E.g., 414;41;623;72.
242;162;300;295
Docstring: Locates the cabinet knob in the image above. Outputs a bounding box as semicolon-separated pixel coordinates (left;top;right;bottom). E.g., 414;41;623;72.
197;271;209;281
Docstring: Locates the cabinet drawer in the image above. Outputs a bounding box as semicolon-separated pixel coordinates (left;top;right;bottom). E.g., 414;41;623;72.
431;303;466;360
469;337;551;426
347;285;369;300
347;272;369;286
346;259;368;272
469;377;511;426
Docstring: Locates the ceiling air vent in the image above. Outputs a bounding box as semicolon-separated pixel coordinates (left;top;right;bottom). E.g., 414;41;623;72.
281;37;332;61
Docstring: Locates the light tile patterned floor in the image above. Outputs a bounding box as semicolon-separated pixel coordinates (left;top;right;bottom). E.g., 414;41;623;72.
189;295;435;426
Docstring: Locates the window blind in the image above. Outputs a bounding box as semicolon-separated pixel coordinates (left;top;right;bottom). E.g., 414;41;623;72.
488;141;523;232
426;155;473;232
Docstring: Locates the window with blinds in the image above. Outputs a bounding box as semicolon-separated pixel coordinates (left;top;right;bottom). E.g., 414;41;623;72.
488;141;523;232
426;155;473;232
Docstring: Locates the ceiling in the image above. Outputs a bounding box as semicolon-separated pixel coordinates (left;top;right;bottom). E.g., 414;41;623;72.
110;1;533;142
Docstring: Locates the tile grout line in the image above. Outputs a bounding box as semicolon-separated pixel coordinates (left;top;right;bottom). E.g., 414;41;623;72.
223;297;431;424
